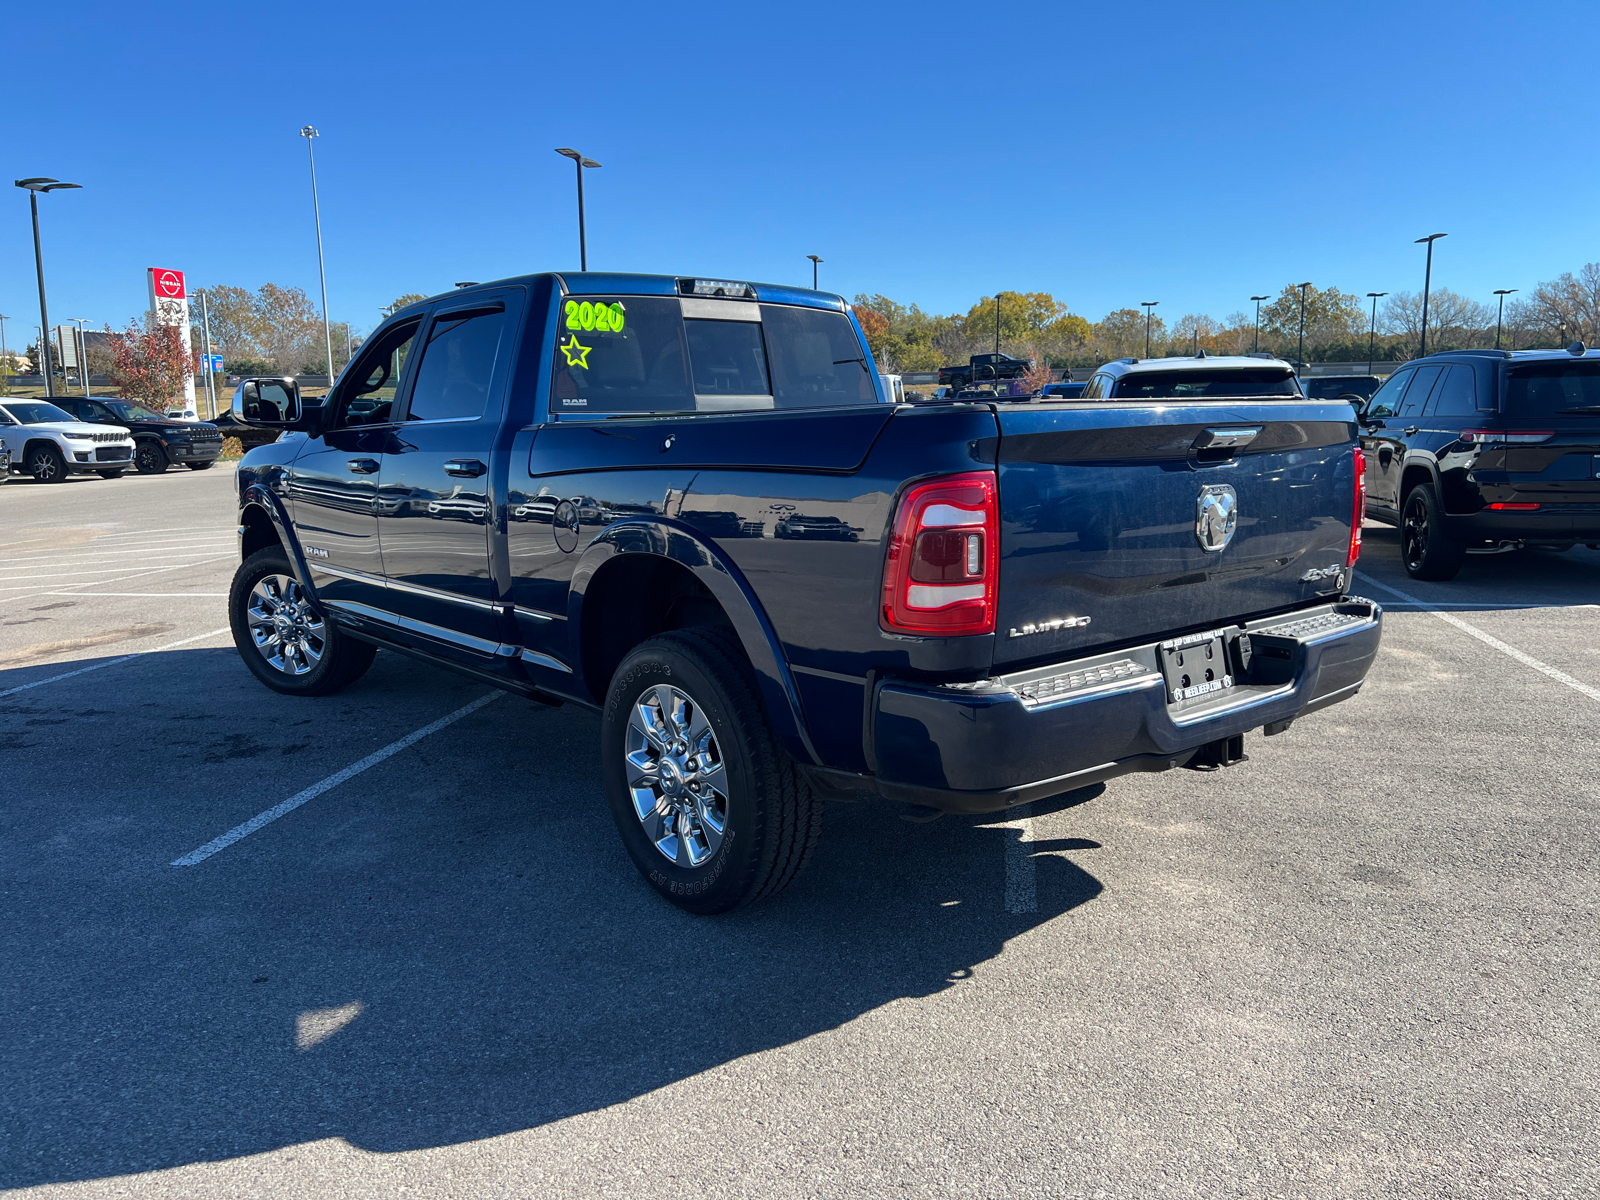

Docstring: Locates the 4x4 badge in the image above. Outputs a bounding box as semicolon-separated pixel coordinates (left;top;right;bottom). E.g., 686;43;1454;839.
1195;484;1238;552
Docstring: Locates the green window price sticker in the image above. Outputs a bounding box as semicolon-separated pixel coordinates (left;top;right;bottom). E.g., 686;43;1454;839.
565;300;626;333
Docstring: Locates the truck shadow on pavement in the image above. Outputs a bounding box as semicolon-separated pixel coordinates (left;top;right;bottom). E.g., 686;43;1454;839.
1;648;1107;1188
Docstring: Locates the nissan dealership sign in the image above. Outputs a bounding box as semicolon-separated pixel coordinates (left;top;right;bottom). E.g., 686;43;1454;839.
146;267;197;418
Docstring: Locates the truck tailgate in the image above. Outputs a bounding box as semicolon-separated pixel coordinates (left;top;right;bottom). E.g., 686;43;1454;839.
991;401;1359;670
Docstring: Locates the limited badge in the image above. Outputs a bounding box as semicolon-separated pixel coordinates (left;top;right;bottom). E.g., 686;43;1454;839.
1195;484;1238;552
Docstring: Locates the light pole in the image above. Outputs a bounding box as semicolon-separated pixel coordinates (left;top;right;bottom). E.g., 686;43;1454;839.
1414;233;1447;358
0;314;9;385
300;127;335;381
807;254;823;290
14;177;82;398
1296;282;1312;367
196;291;217;417
66;317;91;395
1250;295;1269;353
1493;289;1517;351
995;292;1005;356
1141;301;1159;358
555;148;601;271
1366;292;1387;375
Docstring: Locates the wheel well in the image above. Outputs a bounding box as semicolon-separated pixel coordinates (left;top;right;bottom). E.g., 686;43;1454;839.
23;438;61;461
580;554;736;700
1400;463;1434;504
239;504;282;560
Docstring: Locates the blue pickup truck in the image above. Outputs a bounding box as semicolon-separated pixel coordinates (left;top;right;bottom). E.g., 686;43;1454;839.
227;274;1382;913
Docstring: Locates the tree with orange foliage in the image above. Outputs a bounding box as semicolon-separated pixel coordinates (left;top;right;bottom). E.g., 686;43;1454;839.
108;319;191;413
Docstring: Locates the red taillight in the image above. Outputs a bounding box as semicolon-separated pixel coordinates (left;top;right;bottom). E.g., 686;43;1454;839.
1485;502;1540;511
1461;429;1554;445
882;471;999;635
1347;445;1366;568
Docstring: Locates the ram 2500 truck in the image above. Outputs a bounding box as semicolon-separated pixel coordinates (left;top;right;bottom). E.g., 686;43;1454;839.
227;272;1382;914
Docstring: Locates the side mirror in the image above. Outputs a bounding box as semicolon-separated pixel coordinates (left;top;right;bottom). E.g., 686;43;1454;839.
234;377;303;426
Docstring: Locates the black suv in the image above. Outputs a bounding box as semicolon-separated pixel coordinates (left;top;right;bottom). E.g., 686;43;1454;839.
56;397;224;474
1357;347;1600;580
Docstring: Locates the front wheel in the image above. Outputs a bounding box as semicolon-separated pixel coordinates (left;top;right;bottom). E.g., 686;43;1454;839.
135;441;167;474
1401;482;1465;581
27;445;67;483
600;628;822;914
229;547;377;695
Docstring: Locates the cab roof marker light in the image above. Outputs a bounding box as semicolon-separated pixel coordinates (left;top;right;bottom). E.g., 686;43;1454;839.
679;279;755;299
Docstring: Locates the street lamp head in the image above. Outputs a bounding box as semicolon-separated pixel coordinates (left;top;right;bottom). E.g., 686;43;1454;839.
15;178;80;193
1298;281;1312;290
1367;292;1388;299
580;158;601;169
555;147;580;160
556;148;601;168
1141;300;1158;308
807;255;823;264
301;126;318;139
1494;288;1518;296
1250;295;1269;302
1414;232;1447;244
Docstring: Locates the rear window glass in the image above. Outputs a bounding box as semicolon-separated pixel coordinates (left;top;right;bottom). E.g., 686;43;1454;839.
552;296;692;415
552;297;875;416
1505;363;1600;415
762;305;876;408
1110;369;1299;400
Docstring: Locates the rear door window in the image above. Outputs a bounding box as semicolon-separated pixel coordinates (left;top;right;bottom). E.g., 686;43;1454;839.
1505;362;1600;415
404;306;506;422
1426;365;1479;418
1397;365;1442;418
684;318;771;407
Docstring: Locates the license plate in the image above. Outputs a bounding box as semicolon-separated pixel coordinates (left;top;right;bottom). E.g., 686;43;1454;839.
1159;630;1234;705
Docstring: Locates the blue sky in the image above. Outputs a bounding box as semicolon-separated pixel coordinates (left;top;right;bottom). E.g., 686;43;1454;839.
3;0;1596;344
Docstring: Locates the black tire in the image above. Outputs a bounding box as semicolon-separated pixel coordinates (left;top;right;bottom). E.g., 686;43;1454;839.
135;441;168;474
187;461;215;471
601;627;822;914
27;444;67;484
97;469;125;479
1401;481;1465;581
228;547;377;696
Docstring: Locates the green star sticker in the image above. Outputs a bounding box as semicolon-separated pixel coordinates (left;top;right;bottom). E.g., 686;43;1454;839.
561;335;591;368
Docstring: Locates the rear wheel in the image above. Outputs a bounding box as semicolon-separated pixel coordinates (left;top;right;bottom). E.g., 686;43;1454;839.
229;547;377;696
27;445;66;483
1401;481;1464;581
600;628;822;914
135;441;167;474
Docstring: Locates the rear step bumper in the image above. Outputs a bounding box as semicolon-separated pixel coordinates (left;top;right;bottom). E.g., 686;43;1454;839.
825;597;1381;814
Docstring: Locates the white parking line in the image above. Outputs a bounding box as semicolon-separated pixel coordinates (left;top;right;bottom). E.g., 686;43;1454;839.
0;555;237;605
0;626;232;699
43;592;228;598
171;692;504;867
1357;573;1600;704
1004;804;1037;913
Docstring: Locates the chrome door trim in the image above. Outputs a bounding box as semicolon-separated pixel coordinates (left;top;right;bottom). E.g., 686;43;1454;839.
324;600;503;658
520;648;572;673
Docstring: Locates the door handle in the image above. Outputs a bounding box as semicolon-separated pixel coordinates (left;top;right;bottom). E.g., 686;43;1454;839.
346;458;379;474
444;458;486;478
1403;426;1420;437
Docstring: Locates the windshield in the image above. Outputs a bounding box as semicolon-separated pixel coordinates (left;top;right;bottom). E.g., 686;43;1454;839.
1506;362;1600;414
1303;377;1380;400
1110;369;1300;400
99;399;163;421
1;401;76;424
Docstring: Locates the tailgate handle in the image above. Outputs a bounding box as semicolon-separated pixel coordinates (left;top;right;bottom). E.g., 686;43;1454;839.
1193;427;1262;451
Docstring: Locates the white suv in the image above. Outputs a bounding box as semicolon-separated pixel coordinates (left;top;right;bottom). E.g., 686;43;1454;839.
0;399;136;482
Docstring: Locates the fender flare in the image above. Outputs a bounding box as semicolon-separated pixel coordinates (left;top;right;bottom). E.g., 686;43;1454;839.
1398;452;1443;503
240;483;322;607
569;519;821;766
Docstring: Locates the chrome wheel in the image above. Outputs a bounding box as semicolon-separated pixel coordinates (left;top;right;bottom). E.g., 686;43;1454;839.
245;574;325;676
625;683;728;867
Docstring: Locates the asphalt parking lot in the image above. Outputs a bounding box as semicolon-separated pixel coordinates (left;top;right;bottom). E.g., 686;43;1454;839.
3;466;1598;1199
